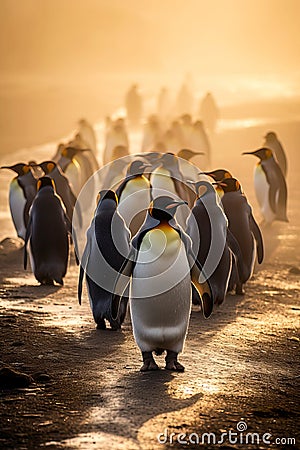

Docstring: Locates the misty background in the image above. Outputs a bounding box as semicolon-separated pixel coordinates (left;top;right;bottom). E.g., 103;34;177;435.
1;0;300;154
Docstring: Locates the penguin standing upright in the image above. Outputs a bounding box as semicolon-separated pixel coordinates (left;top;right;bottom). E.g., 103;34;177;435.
243;147;288;224
112;196;213;371
77;190;131;329
103;119;129;165
1;163;37;240
190;120;211;168
78;118;97;154
116;160;151;236
263;131;287;177
37;161;79;223
186;181;243;305
216;178;264;294
24;177;70;285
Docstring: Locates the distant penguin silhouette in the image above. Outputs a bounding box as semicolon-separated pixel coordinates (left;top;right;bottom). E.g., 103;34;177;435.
190;120;211;168
141;115;162;152
263;131;287;177
176;83;194;116
216;177;264;294
199;92;219;134
116;159;151;236
157;86;171;121
78;190;131;329
103;119;129;165
243;147;288;224
180;114;193;148
112;196;213;371
125;84;143;127
1;163;37;240
24;177;70;285
78;118;97;154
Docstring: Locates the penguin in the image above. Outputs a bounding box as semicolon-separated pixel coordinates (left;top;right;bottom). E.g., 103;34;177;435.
111;145;130;161
199;92;219;134
112;196;213;371
186;180;244;305
1;163;37;240
24;177;70;285
177;149;205;184
37;161;80;224
78;118;97;154
179;114;193;148
242;147;288;224
263;131;287;177
215;178;264;294
190;120;211;168
202;169;233;198
141;115;162;153
103;119;129;165
125;84;143;127
116;159;152;236
78;190;131;329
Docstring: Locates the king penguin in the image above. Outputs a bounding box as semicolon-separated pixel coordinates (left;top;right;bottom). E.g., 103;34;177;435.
263;131;287;177
243;147;288;224
116;159;151;236
78;190;131;329
216;178;264;294
37;160;80;224
24;177;70;285
186;180;243;305
112;196;213;372
1;163;37;240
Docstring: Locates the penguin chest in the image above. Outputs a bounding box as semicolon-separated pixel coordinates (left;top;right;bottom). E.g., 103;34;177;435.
150;168;176;197
118;177;150;228
130;226;191;352
9;179;26;240
254;165;275;223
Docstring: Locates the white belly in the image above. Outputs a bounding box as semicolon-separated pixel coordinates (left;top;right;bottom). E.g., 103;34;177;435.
254;166;275;224
9;180;27;240
130;227;191;353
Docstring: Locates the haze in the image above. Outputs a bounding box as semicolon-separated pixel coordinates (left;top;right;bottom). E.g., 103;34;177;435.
0;0;300;153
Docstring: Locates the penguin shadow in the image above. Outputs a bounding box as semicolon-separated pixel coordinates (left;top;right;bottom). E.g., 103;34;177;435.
80;326;126;356
89;370;202;442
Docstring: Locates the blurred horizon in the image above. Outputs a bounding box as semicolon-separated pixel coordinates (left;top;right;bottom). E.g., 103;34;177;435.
0;0;300;154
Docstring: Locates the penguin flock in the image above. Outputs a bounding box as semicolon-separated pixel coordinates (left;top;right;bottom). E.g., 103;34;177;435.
1;101;289;373
1;119;99;285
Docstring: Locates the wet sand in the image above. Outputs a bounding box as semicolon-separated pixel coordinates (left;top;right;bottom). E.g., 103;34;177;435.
0;118;299;449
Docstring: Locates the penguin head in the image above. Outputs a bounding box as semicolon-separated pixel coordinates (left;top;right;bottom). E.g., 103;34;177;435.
203;169;232;182
1;163;31;176
149;196;187;221
180;114;192;125
177;148;204;161
188;180;215;198
193;120;204;130
127;159;151;176
37;176;56;192
61;146;86;160
214;177;242;194
38;161;57;174
96;189;118;207
264;131;277;140
160;152;177;167
242;147;273;161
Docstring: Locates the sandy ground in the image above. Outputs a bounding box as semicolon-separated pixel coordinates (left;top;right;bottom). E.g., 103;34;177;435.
0;119;299;449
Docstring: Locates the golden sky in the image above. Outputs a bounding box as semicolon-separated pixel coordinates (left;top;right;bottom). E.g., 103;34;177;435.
1;0;300;78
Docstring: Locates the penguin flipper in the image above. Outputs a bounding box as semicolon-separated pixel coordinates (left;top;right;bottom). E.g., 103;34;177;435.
249;213;264;264
23;216;32;270
77;238;91;304
111;253;135;321
226;228;245;280
190;262;214;318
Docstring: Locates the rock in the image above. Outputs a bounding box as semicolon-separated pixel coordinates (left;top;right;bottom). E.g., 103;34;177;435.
289;266;300;275
0;366;33;388
33;373;52;384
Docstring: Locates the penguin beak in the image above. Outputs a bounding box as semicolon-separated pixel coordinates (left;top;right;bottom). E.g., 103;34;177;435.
212;182;227;188
242;151;256;156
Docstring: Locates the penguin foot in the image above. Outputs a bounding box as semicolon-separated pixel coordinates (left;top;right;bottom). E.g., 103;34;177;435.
55;278;64;286
165;351;185;372
96;319;106;330
235;284;245;295
140;352;159;372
